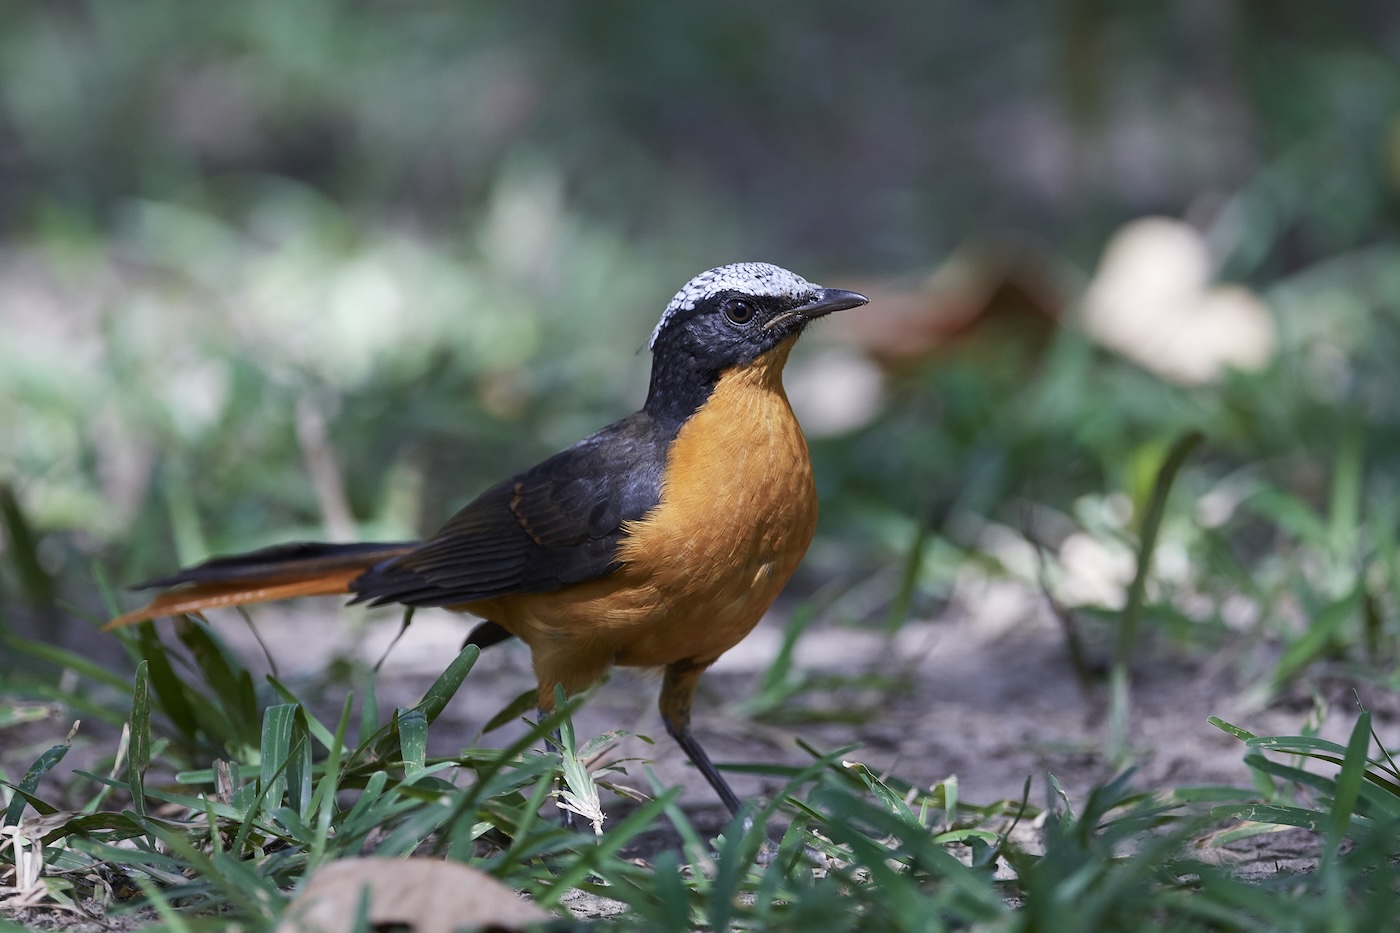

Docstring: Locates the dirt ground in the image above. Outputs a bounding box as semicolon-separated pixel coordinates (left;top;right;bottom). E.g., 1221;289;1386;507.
195;577;1394;854
6;577;1391;926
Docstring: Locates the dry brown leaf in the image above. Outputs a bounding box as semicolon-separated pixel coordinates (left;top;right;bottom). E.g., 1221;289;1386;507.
832;240;1065;368
277;857;551;933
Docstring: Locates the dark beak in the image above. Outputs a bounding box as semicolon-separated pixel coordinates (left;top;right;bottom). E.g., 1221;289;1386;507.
799;288;870;320
764;287;869;332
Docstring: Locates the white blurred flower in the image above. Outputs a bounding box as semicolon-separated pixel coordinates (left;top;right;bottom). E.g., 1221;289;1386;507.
1082;217;1276;385
1054;531;1137;609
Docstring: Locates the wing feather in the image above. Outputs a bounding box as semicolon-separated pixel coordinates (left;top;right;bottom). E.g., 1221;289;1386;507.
350;411;672;607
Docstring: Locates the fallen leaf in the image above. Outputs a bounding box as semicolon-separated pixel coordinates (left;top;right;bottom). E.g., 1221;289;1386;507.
277;857;551;933
832;239;1066;369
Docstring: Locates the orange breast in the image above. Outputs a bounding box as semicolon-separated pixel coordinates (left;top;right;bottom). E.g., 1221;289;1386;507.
464;338;817;694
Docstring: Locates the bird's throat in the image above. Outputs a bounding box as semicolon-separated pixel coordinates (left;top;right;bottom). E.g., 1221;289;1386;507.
644;335;798;435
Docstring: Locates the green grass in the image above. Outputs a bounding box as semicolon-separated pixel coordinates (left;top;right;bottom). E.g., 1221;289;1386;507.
4;603;1400;930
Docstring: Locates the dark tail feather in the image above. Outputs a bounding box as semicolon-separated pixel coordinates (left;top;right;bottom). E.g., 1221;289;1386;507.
106;541;418;630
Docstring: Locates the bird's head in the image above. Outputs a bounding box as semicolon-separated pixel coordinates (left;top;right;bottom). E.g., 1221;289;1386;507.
648;261;867;373
642;262;867;423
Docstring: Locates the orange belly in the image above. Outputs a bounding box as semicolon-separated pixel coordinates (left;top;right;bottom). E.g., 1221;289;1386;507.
462;338;817;697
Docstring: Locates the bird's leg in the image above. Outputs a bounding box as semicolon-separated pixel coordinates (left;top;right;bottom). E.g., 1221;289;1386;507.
660;659;743;818
533;650;613;833
547;718;580;832
533;697;581;832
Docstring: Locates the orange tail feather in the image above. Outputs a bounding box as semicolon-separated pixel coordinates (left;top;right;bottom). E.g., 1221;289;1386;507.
104;571;367;630
104;541;416;631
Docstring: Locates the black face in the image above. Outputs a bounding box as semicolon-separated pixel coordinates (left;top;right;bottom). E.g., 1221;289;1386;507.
644;284;868;425
651;287;869;374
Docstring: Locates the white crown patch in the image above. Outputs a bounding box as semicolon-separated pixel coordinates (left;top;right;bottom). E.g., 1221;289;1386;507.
649;262;814;349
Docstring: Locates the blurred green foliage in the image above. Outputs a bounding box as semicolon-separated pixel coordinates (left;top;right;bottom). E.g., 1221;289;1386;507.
2;1;1395;261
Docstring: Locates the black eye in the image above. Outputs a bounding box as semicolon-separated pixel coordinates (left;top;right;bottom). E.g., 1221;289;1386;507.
724;299;755;324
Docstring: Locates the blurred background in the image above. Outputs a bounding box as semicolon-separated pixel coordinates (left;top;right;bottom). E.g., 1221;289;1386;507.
2;0;1400;704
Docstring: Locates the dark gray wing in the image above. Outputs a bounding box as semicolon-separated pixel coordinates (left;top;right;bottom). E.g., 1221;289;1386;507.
349;411;671;607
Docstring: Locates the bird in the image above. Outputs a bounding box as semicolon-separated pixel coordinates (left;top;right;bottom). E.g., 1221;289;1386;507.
106;262;869;819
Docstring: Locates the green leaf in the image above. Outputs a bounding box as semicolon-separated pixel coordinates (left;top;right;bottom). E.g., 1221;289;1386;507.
536;791;679;908
1241;752;1343;799
129;660;151;818
0;484;56;613
1210;803;1326;833
259;703;298;815
306;694;355;867
0;783;58;821
177;621;259;746
397;708;428;775
1328;711;1371;851
286;710;314;821
1208;716;1258;742
1246;734;1349;755
359;673;379;746
34;811;148;844
843;759;916;821
740;602;818;717
1245;486;1329;547
137;624;199;741
0;703;53;729
340;771;390;832
482;689;537;734
2;727;73;826
267;674;340;753
412;643;480;724
647;850;694;930
1270;586;1360;690
1117;430;1204;667
1110;430;1203;761
174;763;260;785
5;635;134;693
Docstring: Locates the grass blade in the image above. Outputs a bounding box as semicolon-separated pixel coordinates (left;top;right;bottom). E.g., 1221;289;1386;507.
1269;587;1360;692
177;620;260;747
287;709;314;820
2;723;75;826
137;624;200;742
1327;711;1371;856
0;484;56;616
1110;430;1203;762
6;635;135;692
129;660;152;819
268;674;340;753
412;643;480;724
259;703;298;816
397;708;428;775
359;671;379;746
